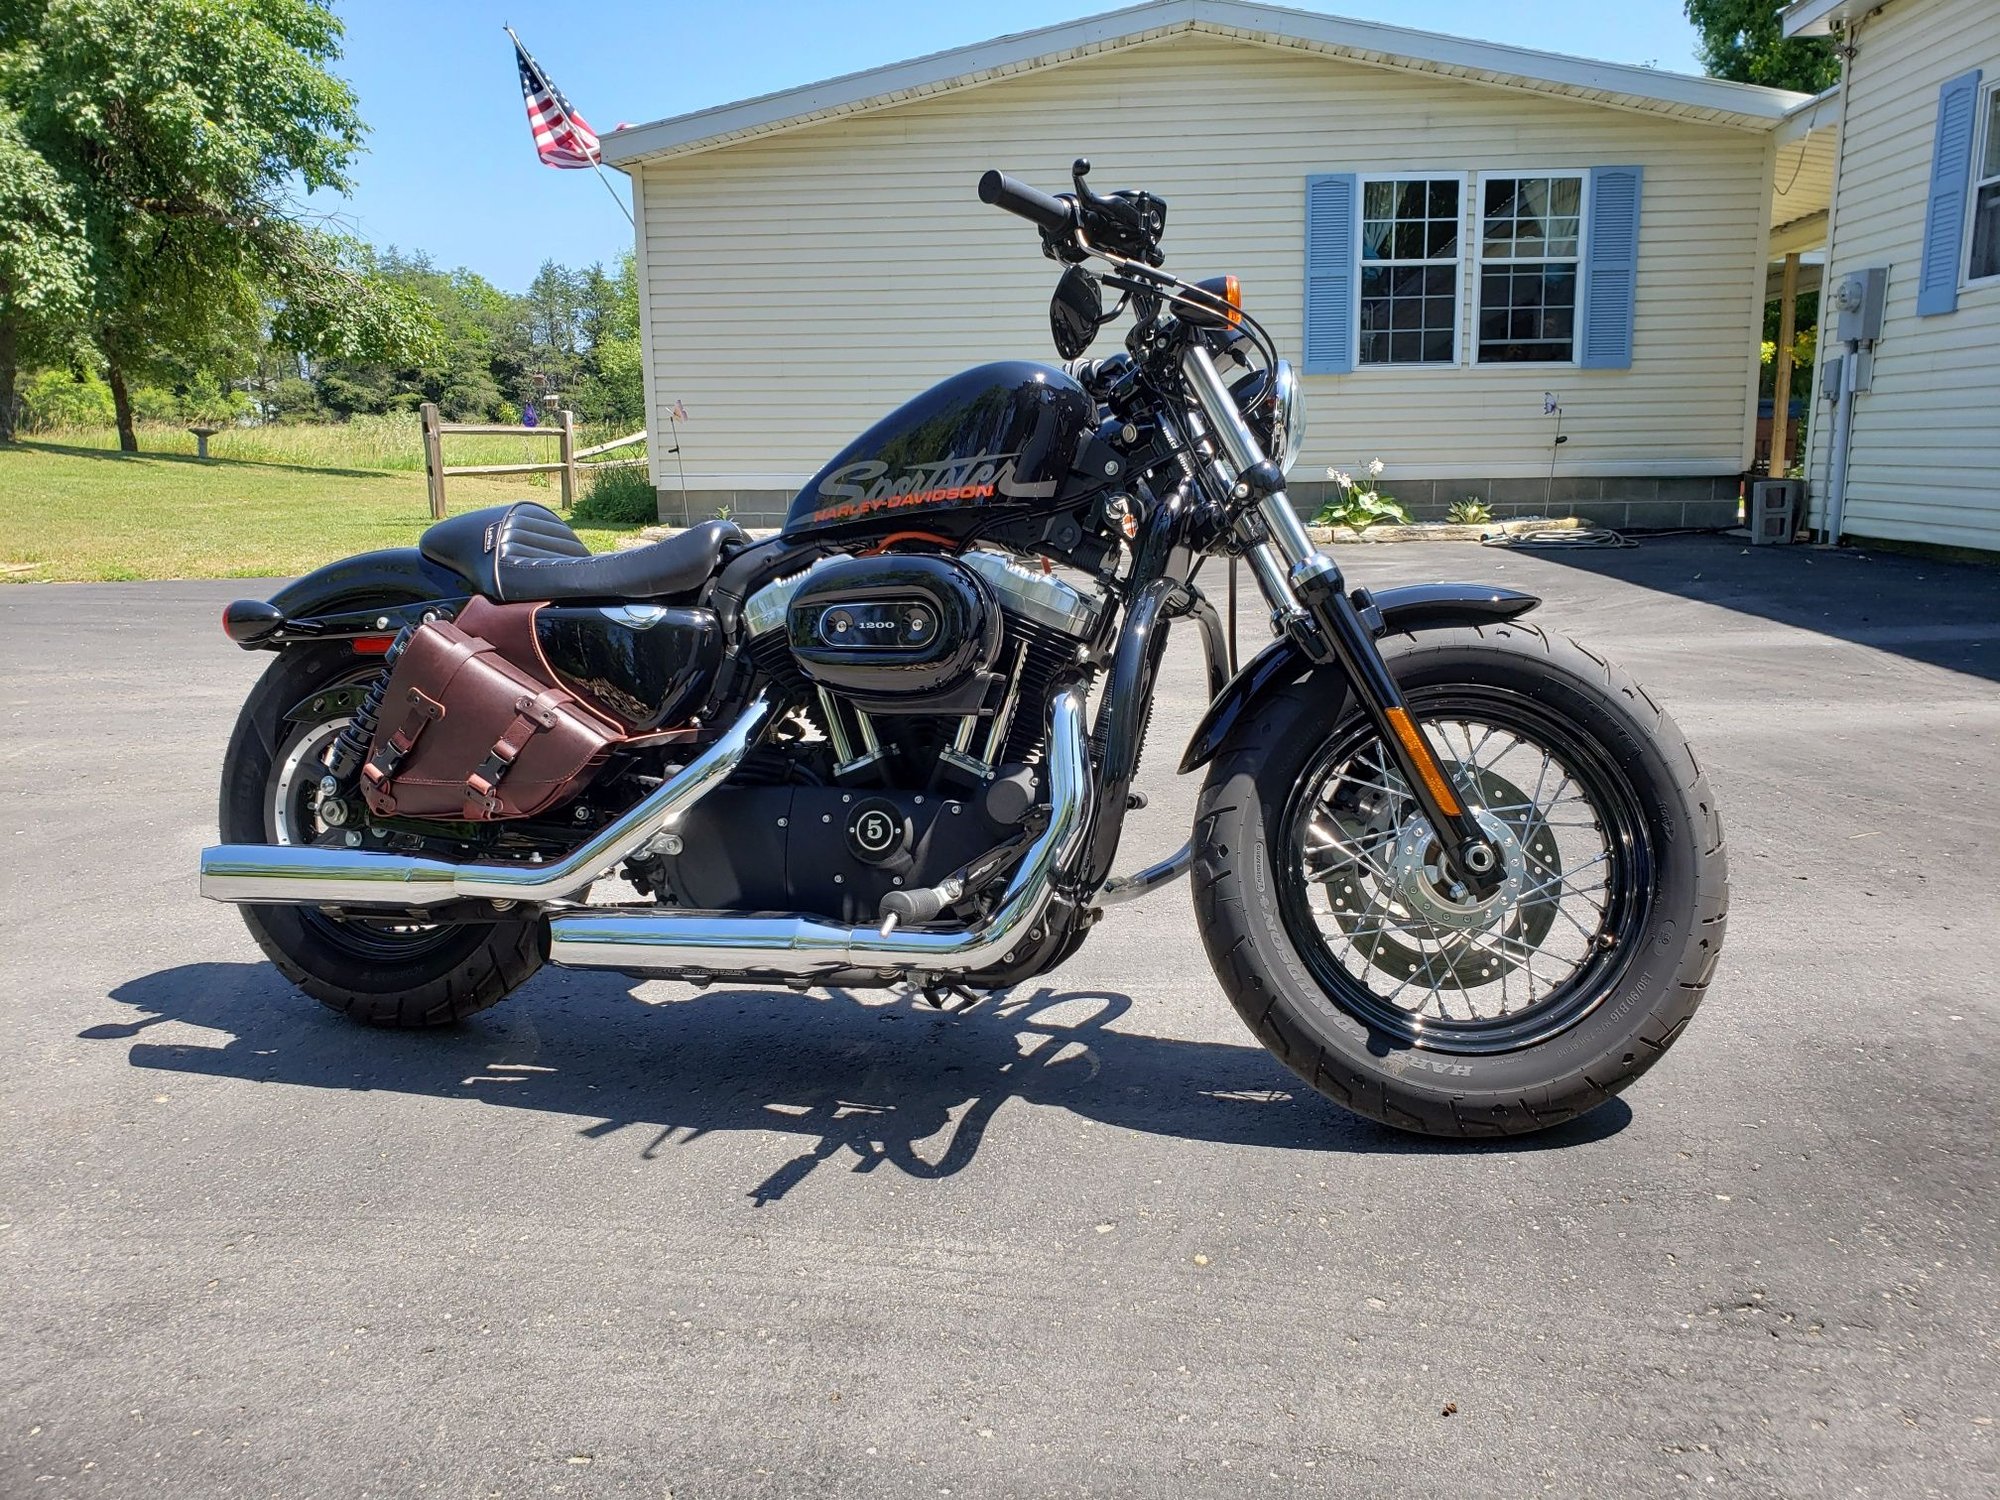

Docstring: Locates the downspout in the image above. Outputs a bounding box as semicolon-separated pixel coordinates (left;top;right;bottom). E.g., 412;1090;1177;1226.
1824;342;1858;541
1819;12;1866;542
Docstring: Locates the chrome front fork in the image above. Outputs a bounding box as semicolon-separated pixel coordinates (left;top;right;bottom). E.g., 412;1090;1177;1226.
1179;345;1503;892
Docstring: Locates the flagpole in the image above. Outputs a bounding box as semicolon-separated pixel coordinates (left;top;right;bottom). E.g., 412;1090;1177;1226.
506;25;635;228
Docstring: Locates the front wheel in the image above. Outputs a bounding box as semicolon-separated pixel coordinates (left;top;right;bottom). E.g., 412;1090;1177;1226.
1192;623;1726;1137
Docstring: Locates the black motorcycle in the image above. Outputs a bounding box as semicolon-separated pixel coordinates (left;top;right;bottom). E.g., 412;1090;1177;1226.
200;161;1727;1137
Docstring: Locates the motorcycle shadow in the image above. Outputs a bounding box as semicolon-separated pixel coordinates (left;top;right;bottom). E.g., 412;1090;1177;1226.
94;963;1629;1203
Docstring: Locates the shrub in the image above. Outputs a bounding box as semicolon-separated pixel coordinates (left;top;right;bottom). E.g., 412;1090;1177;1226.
1448;496;1493;525
572;463;658;524
19;370;115;430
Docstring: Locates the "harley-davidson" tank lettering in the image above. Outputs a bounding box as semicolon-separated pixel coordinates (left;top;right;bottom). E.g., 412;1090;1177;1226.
809;450;1058;522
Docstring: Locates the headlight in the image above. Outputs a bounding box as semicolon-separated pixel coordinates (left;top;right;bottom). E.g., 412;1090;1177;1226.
1269;359;1305;475
1230;358;1307;476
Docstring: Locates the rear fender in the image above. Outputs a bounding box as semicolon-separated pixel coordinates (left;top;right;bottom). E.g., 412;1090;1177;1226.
221;547;471;649
1178;583;1540;773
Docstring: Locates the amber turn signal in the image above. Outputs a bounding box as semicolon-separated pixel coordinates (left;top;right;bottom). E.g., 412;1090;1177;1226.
1184;274;1245;329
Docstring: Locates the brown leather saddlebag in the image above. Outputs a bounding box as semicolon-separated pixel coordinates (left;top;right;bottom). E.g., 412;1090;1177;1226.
360;616;623;822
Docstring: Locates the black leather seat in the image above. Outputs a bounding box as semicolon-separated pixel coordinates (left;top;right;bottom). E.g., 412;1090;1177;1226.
419;503;747;603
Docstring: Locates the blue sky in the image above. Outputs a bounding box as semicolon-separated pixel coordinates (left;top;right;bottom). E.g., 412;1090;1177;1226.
321;1;1710;289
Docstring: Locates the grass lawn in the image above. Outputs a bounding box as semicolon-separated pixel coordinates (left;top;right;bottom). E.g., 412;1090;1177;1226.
0;439;650;583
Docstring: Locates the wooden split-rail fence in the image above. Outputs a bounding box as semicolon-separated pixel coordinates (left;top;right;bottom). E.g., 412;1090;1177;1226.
418;402;647;520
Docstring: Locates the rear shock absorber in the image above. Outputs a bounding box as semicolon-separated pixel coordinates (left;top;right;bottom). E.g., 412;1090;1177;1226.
324;624;415;790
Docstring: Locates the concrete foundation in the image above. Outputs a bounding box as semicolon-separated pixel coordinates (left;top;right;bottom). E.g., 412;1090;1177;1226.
658;475;1745;532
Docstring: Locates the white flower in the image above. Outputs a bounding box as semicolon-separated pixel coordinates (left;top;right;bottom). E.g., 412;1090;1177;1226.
1368;457;1385;478
1330;469;1352;488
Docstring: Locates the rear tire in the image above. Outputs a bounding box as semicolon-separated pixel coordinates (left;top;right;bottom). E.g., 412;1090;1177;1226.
1191;623;1727;1137
219;642;544;1028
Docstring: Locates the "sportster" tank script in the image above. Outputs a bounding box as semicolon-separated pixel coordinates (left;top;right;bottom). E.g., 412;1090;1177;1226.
809;450;1058;523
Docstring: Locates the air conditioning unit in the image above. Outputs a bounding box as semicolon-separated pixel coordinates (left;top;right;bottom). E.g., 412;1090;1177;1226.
1750;480;1804;545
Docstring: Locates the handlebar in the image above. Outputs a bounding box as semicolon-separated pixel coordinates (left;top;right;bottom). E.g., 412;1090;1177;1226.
981;162;1169;268
977;170;1074;235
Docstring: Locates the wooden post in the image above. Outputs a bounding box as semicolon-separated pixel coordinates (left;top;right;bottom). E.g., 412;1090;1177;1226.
558;408;577;513
1771;252;1801;479
420;402;447;519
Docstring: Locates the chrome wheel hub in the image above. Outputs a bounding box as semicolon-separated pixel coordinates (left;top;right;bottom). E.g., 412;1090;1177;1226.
270;716;349;846
1385;806;1527;935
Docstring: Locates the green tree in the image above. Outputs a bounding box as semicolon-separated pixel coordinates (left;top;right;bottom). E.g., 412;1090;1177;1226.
302;250;525;420
568;253;643;428
0;103;92;440
521;259;587;404
1;0;437;449
1684;0;1840;94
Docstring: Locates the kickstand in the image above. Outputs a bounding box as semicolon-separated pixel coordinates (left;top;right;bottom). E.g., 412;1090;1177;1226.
918;982;984;1014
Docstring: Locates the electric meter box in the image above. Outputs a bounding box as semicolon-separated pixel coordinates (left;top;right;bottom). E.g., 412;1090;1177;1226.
1832;267;1889;343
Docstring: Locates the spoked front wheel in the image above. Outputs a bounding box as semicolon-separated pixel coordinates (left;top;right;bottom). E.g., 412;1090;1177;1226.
1193;623;1726;1136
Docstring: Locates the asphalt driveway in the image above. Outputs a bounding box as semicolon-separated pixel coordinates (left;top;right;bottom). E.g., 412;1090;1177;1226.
2;537;1996;1497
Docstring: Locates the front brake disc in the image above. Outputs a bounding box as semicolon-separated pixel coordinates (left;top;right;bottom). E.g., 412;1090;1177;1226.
1317;766;1559;987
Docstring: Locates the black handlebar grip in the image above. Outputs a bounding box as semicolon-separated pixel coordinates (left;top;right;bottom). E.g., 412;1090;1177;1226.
978;170;1074;234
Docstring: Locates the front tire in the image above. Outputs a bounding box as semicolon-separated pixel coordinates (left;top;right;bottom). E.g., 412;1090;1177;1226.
1192;623;1727;1137
219;642;545;1027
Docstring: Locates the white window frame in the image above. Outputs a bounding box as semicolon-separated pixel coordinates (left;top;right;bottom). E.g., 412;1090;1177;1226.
1472;169;1590;369
1354;171;1467;370
1966;76;2000;291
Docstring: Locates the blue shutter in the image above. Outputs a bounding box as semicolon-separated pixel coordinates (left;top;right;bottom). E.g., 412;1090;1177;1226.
1303;173;1356;375
1917;69;1982;317
1580;166;1643;369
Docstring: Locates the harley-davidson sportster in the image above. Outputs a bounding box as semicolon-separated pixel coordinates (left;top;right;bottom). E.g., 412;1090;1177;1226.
199;161;1727;1136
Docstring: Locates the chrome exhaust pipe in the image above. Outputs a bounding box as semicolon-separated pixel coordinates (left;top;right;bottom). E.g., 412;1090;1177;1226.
198;693;776;908
545;685;1093;979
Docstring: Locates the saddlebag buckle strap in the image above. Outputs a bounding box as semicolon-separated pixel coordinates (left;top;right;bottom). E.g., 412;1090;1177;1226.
361;688;445;808
464;691;563;817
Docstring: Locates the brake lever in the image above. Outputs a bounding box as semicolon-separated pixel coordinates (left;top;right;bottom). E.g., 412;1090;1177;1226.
1070;158;1167;267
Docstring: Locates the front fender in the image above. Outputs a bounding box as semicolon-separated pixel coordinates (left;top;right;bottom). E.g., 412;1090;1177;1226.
222;547;472;649
1177;583;1540;773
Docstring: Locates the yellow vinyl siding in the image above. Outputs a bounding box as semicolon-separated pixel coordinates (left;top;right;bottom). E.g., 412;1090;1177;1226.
635;35;1772;492
1804;0;2000;549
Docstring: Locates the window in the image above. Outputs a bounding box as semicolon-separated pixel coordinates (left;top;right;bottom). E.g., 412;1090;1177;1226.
1969;81;2000;285
1359;177;1460;366
1477;174;1584;363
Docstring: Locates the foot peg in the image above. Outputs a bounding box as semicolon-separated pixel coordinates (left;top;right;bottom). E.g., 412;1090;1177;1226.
874;821;1043;937
877;878;964;937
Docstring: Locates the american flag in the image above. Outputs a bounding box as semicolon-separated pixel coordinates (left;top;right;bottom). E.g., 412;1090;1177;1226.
513;34;600;169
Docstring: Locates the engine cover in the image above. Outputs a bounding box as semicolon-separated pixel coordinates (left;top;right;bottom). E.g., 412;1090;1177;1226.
786;553;1001;708
657;785;1009;926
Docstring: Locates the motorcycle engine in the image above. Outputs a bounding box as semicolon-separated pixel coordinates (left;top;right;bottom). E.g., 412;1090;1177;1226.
642;548;1108;924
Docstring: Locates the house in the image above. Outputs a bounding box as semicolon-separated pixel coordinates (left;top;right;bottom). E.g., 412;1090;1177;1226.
1785;0;2000;556
603;0;1816;530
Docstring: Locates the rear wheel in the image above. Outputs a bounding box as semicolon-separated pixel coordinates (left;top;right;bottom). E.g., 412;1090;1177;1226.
1192;623;1726;1136
219;642;544;1027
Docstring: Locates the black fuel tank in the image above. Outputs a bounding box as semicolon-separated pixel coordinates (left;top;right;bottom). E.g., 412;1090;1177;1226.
783;361;1094;545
